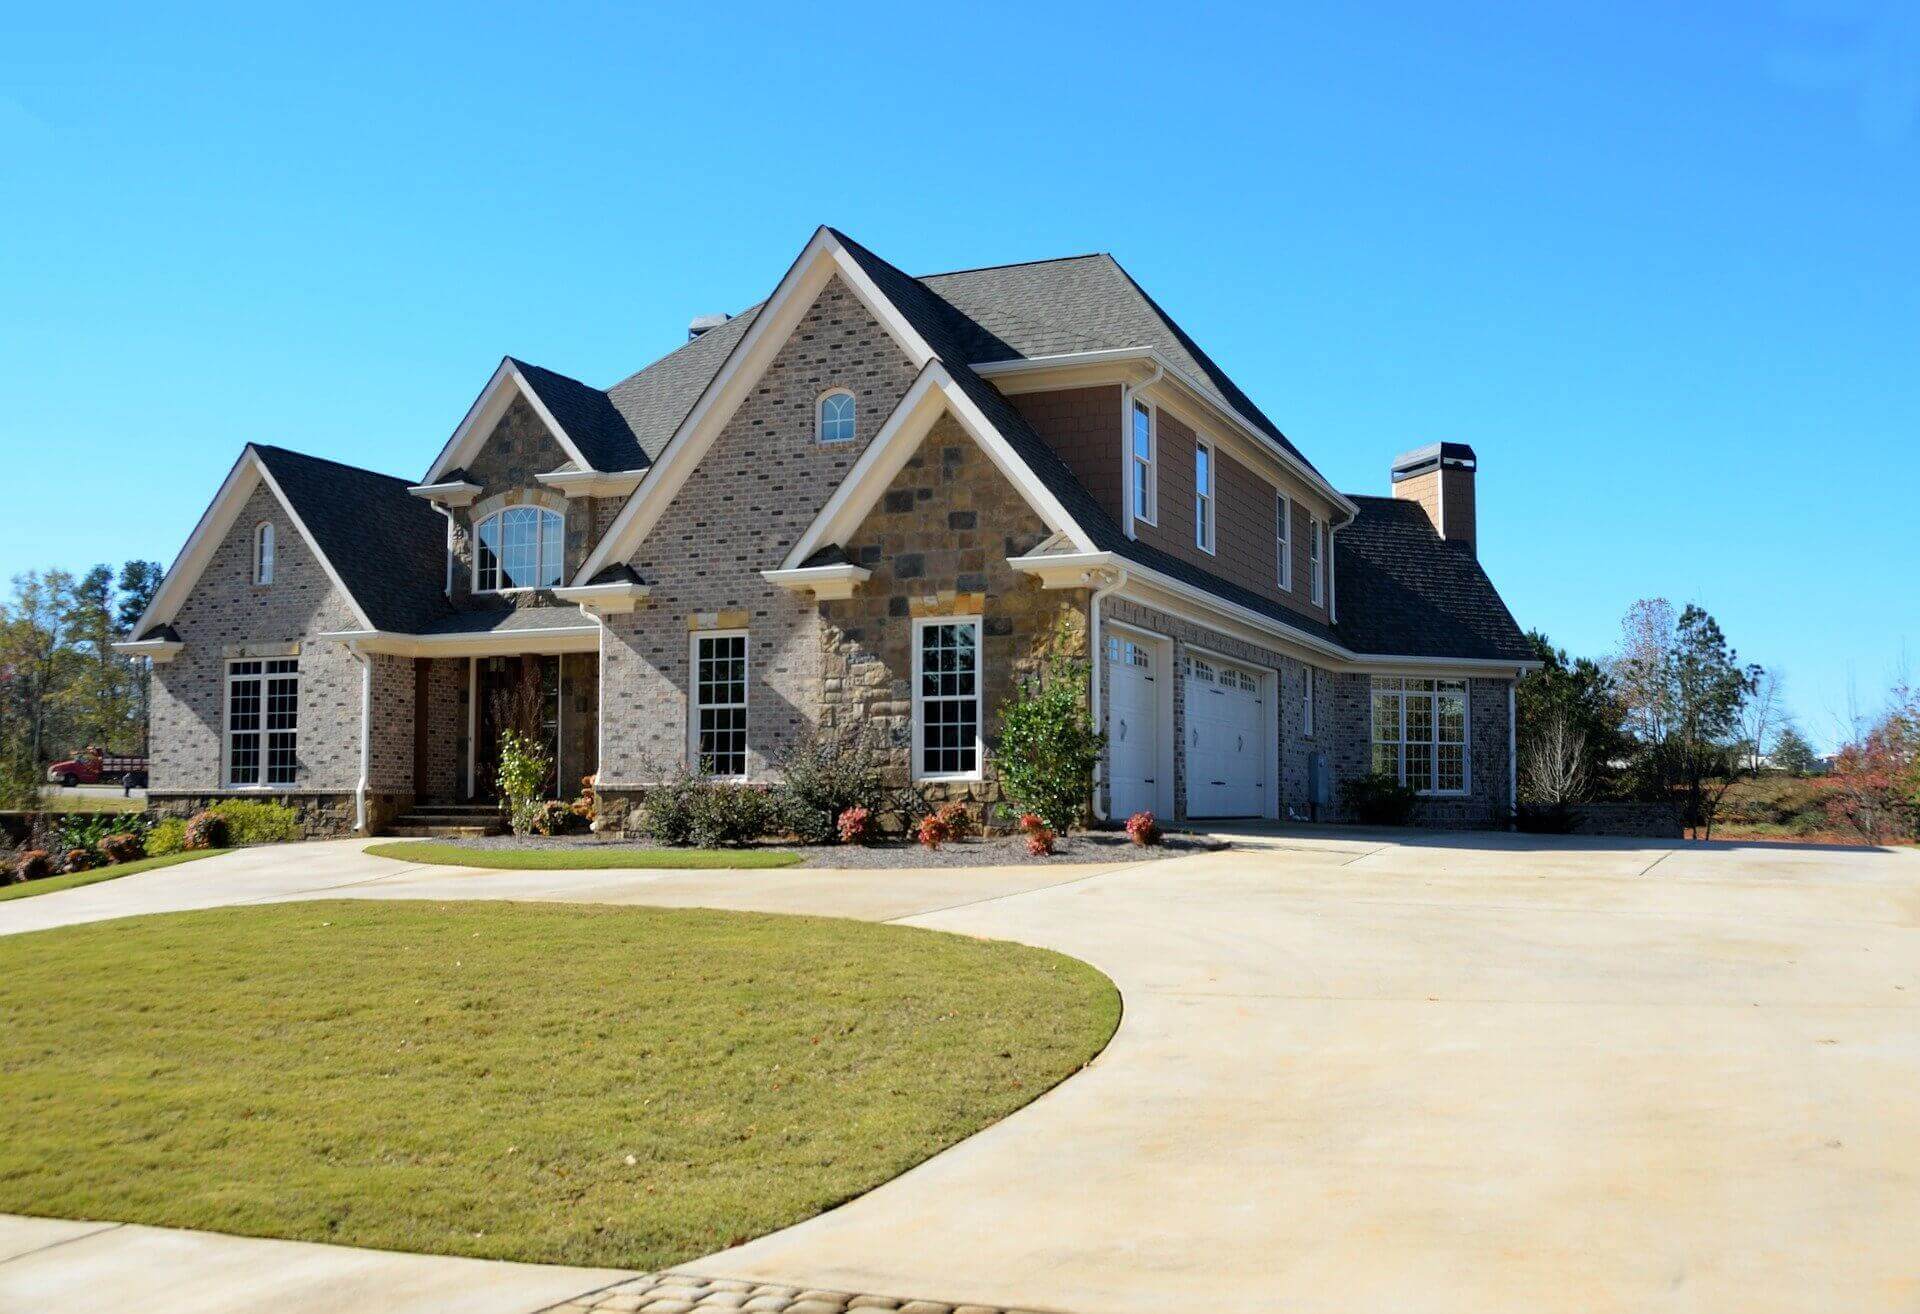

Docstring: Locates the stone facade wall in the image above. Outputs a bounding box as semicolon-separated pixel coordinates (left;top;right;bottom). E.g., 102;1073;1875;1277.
450;394;595;608
1539;801;1682;838
150;483;364;799
818;416;1088;830
598;275;922;790
146;790;411;838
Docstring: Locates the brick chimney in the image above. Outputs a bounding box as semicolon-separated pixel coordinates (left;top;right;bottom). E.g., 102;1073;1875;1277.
1391;442;1477;554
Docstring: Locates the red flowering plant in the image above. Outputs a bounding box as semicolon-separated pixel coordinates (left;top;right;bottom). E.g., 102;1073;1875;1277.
836;805;874;845
1125;811;1162;846
916;812;952;850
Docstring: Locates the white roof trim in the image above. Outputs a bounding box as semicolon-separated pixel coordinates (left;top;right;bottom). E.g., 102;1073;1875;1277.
109;637;184;663
778;363;1098;573
536;468;646;499
317;624;603;658
551;579;650;615
974;348;1358;520
762;563;872;600
576;227;941;584
407;478;482;506
130;448;377;640
423;358;598;484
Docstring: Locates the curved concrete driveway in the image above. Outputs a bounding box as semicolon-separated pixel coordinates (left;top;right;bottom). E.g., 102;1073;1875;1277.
5;834;1917;1313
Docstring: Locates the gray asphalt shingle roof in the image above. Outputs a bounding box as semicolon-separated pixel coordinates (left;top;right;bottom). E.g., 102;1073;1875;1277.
508;358;649;472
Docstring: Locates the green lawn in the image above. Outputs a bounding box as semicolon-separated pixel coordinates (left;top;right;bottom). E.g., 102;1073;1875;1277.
0;850;219;902
0;901;1118;1269
365;840;802;870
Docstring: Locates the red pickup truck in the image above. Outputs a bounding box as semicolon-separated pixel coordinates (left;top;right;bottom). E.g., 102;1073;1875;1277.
47;750;149;788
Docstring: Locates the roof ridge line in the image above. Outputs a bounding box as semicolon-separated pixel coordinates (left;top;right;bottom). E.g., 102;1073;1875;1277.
249;442;414;487
916;251;1111;280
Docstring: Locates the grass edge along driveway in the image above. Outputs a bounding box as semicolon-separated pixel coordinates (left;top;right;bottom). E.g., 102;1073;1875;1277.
0;850;220;902
365;840;802;870
0;899;1119;1270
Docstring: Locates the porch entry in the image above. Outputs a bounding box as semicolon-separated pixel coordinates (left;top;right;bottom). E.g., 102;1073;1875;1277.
473;654;561;803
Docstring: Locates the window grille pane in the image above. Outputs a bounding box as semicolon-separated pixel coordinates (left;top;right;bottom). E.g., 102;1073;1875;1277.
820;392;856;442
918;623;980;776
694;635;748;776
540;512;563;587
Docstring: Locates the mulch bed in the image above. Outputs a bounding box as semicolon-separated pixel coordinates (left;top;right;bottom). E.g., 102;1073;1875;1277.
441;830;1223;867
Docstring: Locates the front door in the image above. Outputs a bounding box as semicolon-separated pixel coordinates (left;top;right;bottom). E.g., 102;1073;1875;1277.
473;655;559;803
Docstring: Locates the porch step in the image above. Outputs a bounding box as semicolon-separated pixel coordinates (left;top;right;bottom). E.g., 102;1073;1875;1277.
385;802;508;838
385;822;506;838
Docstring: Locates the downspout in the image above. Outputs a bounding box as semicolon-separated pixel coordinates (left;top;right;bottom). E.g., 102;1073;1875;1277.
1087;565;1129;822
349;640;372;834
1507;676;1518;825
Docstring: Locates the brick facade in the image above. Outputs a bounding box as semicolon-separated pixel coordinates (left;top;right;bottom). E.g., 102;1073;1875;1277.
596;276;922;809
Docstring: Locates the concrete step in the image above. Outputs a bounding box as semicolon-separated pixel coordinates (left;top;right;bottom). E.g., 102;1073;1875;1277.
384;823;505;838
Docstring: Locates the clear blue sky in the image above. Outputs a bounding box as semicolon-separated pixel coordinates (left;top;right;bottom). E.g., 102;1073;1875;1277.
3;2;1914;749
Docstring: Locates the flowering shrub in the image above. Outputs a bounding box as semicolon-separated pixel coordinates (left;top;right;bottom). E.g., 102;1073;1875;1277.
836;805;874;845
62;847;99;874
916;813;952;850
99;832;146;864
529;799;580;836
935;802;974;841
1018;812;1045;833
1024;826;1056;856
496;730;556;836
14;849;53;882
1125;811;1162;846
183;810;230;851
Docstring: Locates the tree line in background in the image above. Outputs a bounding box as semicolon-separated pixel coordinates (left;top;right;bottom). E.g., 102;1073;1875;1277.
0;564;163;808
1517;597;1918;843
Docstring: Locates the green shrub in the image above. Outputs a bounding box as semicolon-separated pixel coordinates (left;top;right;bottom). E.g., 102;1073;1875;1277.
98;832;145;864
205;799;301;846
774;728;887;844
1341;771;1417;826
496;730;554;836
146;818;188;856
640;770;771;848
55;813;143;857
996;658;1103;834
183;810;230;851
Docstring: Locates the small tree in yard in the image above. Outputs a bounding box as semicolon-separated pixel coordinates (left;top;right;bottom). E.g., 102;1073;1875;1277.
996;657;1103;834
1770;724;1821;776
1828;681;1920;844
496;730;554;836
1520;705;1589;809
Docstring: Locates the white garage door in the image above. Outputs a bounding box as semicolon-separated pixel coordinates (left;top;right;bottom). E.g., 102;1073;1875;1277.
1105;635;1160;819
1184;655;1265;818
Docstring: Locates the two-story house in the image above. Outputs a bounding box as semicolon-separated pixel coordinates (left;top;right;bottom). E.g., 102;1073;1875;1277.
117;227;1537;836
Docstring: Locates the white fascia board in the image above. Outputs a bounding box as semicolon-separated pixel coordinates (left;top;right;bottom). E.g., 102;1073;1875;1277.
1005;550;1120;590
317;625;603;657
131;448;377;639
536;468;646;499
973;347;1359;522
778;364;1098;572
575;227;941;585
1349;653;1544;677
761;563;871;600
110;638;184;663
423;359;596;484
551;581;650;614
407;479;482;506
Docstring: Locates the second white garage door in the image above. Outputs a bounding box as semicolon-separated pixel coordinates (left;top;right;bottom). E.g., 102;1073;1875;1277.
1184;655;1266;818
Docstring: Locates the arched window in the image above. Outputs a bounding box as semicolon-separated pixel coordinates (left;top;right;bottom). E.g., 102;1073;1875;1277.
253;522;275;586
474;505;564;592
817;389;856;443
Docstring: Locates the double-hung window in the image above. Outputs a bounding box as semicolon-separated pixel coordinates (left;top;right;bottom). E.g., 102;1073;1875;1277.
1371;677;1468;794
914;617;982;780
227;657;298;787
1130;400;1156;526
1309;515;1325;606
691;632;748;778
1275;493;1292;590
474;506;564;592
1194;441;1215;552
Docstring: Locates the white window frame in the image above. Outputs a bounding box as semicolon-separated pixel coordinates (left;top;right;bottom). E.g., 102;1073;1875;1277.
472;504;565;594
1127;398;1157;529
1370;676;1470;796
1194;438;1216;554
225;657;299;789
1275;493;1292;591
911;615;984;783
252;521;275;586
816;388;857;444
688;629;750;779
1309;515;1325;606
1302;665;1315;738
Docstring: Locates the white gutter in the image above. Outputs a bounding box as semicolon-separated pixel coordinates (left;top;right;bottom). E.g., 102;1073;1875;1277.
1086;566;1129;822
349;641;372;834
1507;681;1518;823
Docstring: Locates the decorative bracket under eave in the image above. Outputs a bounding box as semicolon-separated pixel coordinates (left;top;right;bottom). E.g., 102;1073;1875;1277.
407;479;482;508
552;581;651;617
1005;550;1119;590
110;638;185;664
535;468;647;499
761;563;872;601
